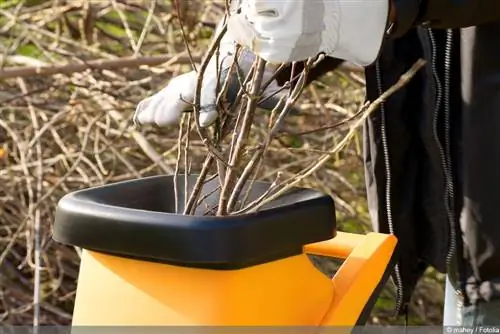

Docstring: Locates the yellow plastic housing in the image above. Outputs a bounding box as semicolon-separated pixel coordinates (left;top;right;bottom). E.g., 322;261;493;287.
71;231;397;327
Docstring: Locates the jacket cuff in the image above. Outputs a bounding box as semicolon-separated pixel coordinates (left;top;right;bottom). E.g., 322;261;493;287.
390;0;423;38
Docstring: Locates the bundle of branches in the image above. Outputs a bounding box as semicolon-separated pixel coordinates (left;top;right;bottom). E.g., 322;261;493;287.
173;22;426;217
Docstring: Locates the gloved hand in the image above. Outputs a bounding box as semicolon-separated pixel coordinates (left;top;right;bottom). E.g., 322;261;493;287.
133;19;296;128
226;0;391;66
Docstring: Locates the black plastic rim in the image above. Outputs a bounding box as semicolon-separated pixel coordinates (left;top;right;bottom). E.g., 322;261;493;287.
53;174;336;269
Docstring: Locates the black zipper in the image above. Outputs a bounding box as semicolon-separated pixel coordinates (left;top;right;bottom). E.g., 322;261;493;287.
375;60;405;314
427;28;461;299
443;29;458;268
375;28;460;315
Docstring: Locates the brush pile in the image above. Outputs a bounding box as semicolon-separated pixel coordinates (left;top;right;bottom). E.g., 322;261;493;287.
0;0;433;326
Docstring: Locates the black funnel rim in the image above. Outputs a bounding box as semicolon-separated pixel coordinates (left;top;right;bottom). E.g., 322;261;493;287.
53;174;336;269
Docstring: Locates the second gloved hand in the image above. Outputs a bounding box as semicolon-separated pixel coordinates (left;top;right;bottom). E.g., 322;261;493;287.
133;21;296;128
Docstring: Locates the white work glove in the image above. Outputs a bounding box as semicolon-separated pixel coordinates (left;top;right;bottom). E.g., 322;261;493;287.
133;19;297;128
226;0;391;67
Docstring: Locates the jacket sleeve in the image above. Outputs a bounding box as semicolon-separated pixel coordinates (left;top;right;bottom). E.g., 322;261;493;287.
274;57;345;87
391;0;500;37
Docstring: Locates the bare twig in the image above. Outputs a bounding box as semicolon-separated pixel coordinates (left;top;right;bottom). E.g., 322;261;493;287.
217;57;267;215
0;54;201;79
240;59;426;214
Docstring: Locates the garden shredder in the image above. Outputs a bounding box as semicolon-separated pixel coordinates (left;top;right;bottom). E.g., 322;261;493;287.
52;174;398;328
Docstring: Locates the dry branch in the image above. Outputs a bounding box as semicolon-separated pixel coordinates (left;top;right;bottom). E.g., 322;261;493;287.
0;54;202;79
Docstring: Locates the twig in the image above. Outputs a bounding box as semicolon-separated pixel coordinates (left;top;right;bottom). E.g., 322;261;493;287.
184;114;192;209
0;114;102;270
183;155;214;215
172;0;197;72
217;57;267;215
240;59;426;214
134;0;157;56
0;54;201;79
229;59;313;212
110;0;138;52
16;77;43;327
174;113;187;214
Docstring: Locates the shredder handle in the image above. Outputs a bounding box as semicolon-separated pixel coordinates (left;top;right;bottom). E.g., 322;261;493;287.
303;231;398;326
304;231;368;259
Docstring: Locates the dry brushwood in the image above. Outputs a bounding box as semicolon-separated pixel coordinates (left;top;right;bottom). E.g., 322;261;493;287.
173;19;426;217
0;0;437;327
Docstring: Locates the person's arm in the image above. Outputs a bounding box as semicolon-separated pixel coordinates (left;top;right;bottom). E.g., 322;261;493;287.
274;57;345;87
391;0;500;37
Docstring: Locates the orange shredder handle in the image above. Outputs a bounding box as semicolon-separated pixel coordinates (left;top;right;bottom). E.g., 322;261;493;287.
303;231;398;326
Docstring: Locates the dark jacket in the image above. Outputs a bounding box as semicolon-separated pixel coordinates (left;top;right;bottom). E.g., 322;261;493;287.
284;0;500;315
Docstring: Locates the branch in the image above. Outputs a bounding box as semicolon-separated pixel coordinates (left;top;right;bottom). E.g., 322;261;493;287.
238;58;427;214
0;54;202;79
